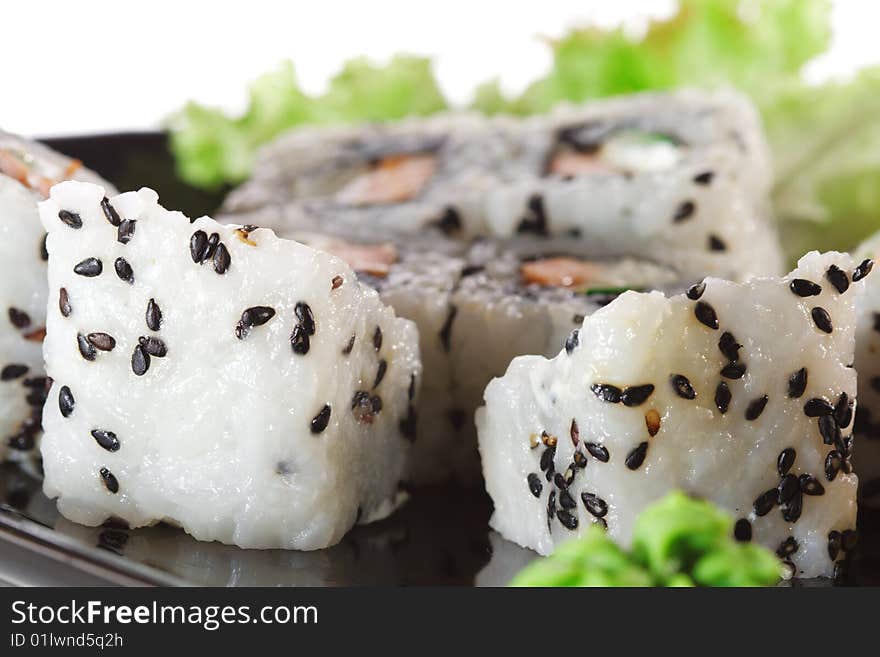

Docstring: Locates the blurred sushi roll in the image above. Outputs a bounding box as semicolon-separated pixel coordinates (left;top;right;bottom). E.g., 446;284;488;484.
0;130;115;464
445;243;685;479
221;90;781;281
299;234;687;484
851;232;880;504
476;251;868;579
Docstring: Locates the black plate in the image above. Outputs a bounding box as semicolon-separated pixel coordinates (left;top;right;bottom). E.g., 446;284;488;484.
0;132;876;586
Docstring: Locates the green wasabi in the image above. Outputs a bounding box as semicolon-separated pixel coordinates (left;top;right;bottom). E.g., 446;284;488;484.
509;492;782;587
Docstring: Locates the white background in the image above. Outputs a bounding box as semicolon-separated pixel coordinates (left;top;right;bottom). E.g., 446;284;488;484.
2;0;877;136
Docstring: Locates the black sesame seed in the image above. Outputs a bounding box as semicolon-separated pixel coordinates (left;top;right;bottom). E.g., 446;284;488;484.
432;206;462;235
781;490;803;523
799;474;825;496
834;392;853;429
811;307;832;333
841;529;858;552
204;233;220;261
585;442;610;463
569;419;579;446
527;473;543;498
693;171;714;185
694;301;718;330
293;301;315;335
789;278;821;297
373;360;387;388
87;332;116;352
99;467;119;494
40;233;48;261
117;219;136;244
708;235;726;251
714;381;731;414
342;334;355;355
213;243;230;274
718;331;741;361
573;451;587;468
100;197;121;226
91;429;120;452
828;531;842;561
825;451;842;481
804;397;833;417
590;383;622;403
670;374;696;400
439;306;457;352
131;345;150;376
620;384;655;407
58;209;82;229
852;259;874;282
777;448;796;477
114;257;134;284
138;336;167;357
554;472;567;490
235;306;276;339
777;537;799;558
77;333;96;361
290;325;310;355
753;489;777;516
564;329;579;355
331;275;344;290
190;230;208;263
58;385;75;417
625;442;648;470
581;492;608;518
720;361;747;380
787;368;807;398
673;200;695;222
145;298;162;332
559;489;576;509
74;257;102;277
539;445;556;472
733;518;752;542
547;490;556;522
778;474;799;505
372;325;383;352
58;288;72;318
818;414;840;445
8;307;31;329
1;364;28;380
557;509;578;530
310;404;332;434
686;282;706;300
745;395;768;421
825;265;850;293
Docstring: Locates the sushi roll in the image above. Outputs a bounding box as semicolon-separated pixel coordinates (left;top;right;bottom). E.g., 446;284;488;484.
38;181;421;550
220;90;781;281
476;251;869;578
851;233;880;503
0;131;115;464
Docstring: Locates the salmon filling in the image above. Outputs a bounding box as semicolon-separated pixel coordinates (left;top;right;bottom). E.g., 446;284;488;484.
520;257;604;290
336;154;436;205
323;241;399;277
0;148;82;198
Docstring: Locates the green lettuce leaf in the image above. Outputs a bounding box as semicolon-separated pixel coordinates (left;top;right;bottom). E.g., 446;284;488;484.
168;57;446;189
766;67;880;258
318;55;447;123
